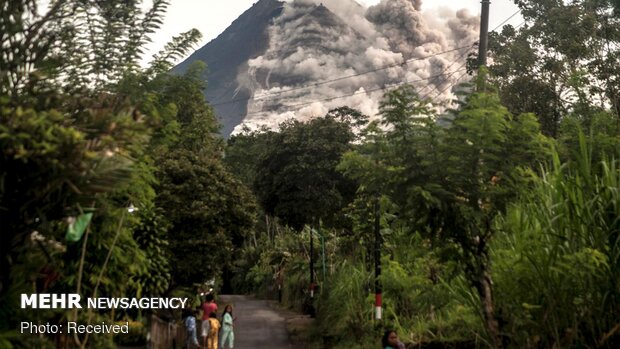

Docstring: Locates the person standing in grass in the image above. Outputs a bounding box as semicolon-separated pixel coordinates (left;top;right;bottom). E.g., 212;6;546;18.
220;304;235;349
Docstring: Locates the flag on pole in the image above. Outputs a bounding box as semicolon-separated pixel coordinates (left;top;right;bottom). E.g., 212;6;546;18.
65;213;93;242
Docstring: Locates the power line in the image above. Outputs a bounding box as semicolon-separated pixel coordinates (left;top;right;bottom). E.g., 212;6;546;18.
242;67;467;118
419;50;472;100
425;19;528;101
431;67;471;102
210;45;474;107
227;10;526;123
236;9;525;111
491;9;522;32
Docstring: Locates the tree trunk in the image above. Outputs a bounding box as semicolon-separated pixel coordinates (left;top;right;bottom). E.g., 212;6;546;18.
468;218;504;348
477;263;502;349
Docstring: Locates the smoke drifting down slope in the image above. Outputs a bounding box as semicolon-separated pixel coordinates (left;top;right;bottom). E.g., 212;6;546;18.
176;0;479;136
237;0;478;133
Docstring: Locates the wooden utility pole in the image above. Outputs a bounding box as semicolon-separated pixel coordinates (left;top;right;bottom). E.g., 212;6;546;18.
478;0;491;67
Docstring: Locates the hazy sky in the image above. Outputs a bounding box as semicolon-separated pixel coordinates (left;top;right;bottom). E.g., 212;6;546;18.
143;0;522;65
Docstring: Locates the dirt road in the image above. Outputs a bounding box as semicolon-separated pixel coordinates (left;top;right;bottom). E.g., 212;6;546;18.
218;295;292;349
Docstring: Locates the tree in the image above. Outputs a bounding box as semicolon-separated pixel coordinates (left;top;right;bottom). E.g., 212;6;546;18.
157;150;256;287
0;1;207;347
225;126;276;188
426;76;549;348
340;77;550;347
152;64;256;288
254;115;358;230
487;0;620;136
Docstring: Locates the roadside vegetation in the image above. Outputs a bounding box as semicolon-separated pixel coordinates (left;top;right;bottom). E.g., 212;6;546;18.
226;2;620;347
1;0;618;348
1;1;255;348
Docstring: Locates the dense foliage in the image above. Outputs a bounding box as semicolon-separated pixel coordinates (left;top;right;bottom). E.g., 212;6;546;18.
2;0;619;348
230;89;618;349
487;0;619;137
1;1;255;348
253;116;358;230
493;140;620;347
228;52;617;349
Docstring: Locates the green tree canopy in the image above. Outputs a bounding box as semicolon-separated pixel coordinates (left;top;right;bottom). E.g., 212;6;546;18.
254;115;358;230
487;0;619;136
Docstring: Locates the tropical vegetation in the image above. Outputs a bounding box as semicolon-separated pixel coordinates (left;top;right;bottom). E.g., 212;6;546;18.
1;0;619;348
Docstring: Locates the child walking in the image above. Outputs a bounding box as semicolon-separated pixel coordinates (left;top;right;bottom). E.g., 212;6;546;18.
183;308;201;348
206;312;220;349
220;304;235;349
201;294;218;348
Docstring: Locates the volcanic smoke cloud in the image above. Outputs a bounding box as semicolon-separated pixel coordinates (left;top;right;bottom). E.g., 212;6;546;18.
234;0;479;133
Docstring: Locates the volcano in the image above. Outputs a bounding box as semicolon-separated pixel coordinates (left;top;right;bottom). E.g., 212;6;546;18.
174;0;479;137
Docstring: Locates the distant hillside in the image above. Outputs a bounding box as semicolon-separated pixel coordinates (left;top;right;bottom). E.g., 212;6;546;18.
174;0;285;136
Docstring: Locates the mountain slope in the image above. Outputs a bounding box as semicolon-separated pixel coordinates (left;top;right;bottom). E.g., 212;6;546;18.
175;0;479;137
174;0;285;136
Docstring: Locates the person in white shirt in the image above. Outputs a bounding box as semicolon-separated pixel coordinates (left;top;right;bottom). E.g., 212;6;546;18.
220;304;235;349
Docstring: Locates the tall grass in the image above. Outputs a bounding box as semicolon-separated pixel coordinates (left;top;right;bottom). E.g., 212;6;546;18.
493;137;619;348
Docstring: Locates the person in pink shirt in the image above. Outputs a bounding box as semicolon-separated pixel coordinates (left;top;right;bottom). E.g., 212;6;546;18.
201;293;218;348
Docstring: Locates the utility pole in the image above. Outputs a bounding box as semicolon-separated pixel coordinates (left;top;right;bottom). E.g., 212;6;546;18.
478;0;491;67
310;221;315;299
374;194;382;320
318;222;326;283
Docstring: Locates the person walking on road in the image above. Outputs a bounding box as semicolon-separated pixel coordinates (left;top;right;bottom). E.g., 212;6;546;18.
207;312;221;349
183;308;201;348
220;304;235;349
382;330;405;349
201;294;218;348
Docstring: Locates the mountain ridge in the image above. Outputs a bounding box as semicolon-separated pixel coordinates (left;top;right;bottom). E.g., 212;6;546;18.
174;0;285;136
174;0;480;136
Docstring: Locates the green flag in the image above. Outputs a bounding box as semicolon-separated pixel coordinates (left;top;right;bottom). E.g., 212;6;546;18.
65;213;93;242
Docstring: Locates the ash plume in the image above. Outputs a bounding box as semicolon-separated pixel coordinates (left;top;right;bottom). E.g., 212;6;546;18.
234;0;479;134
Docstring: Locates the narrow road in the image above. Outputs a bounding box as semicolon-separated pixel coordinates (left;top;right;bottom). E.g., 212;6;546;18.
218;295;292;349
